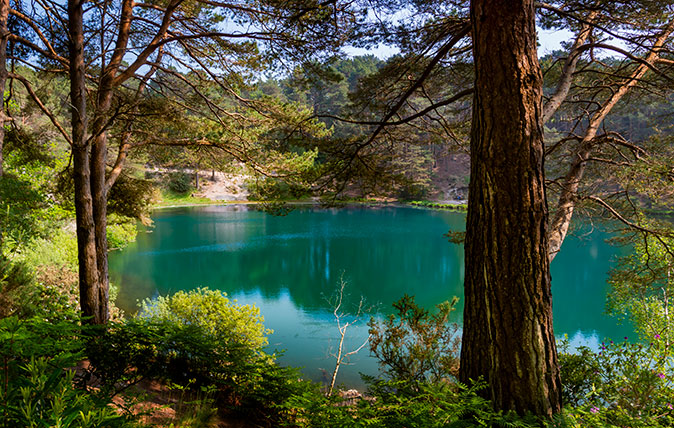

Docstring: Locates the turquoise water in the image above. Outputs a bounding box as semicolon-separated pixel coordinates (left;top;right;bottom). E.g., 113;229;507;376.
109;205;631;388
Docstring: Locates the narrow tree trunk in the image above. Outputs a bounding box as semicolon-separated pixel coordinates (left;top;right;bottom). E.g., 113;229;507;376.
91;131;109;323
547;19;674;260
0;0;9;178
81;0;134;324
69;0;103;323
459;0;561;416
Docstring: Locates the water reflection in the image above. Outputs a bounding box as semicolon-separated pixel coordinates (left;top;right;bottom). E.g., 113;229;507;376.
110;205;632;387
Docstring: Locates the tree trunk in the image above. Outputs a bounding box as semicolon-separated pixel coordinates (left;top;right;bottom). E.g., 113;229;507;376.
69;0;104;324
0;0;9;178
459;0;561;416
91;130;109;323
546;19;674;260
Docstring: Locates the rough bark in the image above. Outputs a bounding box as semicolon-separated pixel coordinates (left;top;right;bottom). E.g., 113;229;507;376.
91;131;109;323
69;0;103;323
0;0;8;178
459;0;561;416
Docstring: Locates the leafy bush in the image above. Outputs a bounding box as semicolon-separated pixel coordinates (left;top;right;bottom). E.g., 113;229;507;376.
139;287;271;350
19;228;79;271
0;317;133;427
607;232;674;344
247;176;309;201
0;254;35;318
0;174;48;246
559;337;674;426
368;294;461;386
107;173;157;220
86;290;306;426
107;215;138;250
167;171;194;194
284;378;540;428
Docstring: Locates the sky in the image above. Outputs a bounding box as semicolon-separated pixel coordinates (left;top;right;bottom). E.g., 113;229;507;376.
343;27;576;59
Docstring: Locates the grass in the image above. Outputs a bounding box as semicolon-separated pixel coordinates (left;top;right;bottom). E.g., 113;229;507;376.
409;200;468;211
154;189;220;208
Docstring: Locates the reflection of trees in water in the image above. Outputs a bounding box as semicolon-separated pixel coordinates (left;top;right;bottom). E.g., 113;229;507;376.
111;206;466;315
110;206;634;350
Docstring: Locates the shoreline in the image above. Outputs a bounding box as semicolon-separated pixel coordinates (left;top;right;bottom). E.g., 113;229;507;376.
152;198;467;212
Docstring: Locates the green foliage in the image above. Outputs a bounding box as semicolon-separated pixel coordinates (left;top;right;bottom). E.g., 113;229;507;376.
139;287;270;350
86;291;308;425
107;215;138;250
0;174;49;248
1;235;79;321
559;337;674;427
3;126;56;168
0;254;35;318
167;171;194;194
247;176;311;201
107;174;157;221
368;294;461;386
85;319;240;393
18;228;79;272
607;231;674;344
1;144;73;250
410;200;467;211
0;317;133;427
284;379;540;428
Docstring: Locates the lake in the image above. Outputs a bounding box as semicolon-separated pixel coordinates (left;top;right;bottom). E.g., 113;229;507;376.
109;204;632;388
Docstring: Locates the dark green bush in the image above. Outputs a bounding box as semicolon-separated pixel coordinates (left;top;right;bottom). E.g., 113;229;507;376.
368;294;461;386
0;317;133;427
86;289;308;425
107;173;156;220
0;174;48;244
0;254;34;317
283;378;540;428
167;171;194;193
559;337;674;426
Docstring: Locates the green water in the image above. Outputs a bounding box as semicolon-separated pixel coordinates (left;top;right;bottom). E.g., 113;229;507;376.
109;205;631;388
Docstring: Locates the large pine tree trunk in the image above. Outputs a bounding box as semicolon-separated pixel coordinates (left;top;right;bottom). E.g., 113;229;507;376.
459;0;561;416
69;0;105;323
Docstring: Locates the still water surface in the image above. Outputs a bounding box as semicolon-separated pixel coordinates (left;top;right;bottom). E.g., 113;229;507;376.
110;205;632;388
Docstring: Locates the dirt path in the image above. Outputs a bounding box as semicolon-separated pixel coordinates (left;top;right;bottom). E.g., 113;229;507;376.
193;171;250;201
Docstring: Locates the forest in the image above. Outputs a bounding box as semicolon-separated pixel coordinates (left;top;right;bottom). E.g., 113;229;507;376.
1;0;674;426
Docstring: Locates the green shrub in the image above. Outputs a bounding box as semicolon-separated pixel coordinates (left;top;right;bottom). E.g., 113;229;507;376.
108;173;157;220
86;295;305;426
368;294;461;386
0;174;48;246
246;176;309;201
0;317;133;427
107;215;138;250
167;171;194;194
0;255;35;318
559;337;674;426
283;378;540;428
139;287;271;351
607;232;674;344
19;228;78;271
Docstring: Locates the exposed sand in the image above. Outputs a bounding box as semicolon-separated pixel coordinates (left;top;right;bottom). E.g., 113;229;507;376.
193;171;250;201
